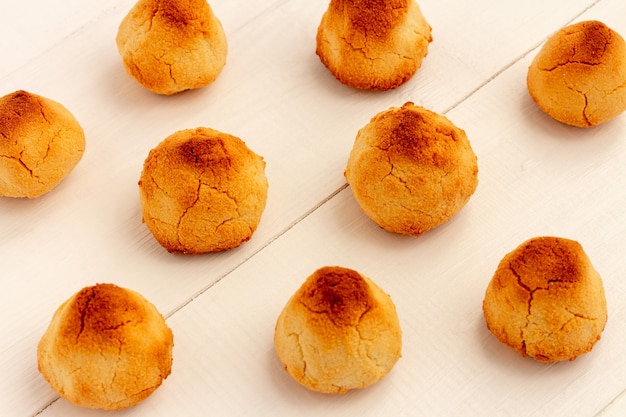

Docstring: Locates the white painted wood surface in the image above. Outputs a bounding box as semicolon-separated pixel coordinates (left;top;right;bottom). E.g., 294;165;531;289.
1;0;625;415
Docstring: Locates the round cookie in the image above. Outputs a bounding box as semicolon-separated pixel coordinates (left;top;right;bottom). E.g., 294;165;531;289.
527;20;626;127
316;0;432;90
138;127;268;254
274;266;402;394
344;102;478;236
116;0;228;95
37;283;174;410
482;236;608;362
0;90;85;198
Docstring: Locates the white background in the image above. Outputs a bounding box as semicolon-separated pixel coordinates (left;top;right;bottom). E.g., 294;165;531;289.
1;0;625;416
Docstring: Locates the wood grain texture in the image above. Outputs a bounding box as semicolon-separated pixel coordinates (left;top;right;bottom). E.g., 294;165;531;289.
1;0;625;416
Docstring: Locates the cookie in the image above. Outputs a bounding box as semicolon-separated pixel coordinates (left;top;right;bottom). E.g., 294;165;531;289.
316;0;432;90
0;90;85;198
116;0;228;95
483;236;608;362
274;266;402;393
138;127;268;253
37;283;174;410
345;102;478;235
527;20;626;127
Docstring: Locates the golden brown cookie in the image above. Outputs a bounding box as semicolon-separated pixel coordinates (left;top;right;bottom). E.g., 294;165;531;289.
37;283;174;410
527;20;626;127
138;127;268;254
274;266;402;394
483;236;608;362
344;102;478;236
116;0;228;95
0;90;85;198
316;0;432;90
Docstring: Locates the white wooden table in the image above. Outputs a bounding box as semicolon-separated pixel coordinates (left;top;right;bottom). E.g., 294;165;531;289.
2;1;625;416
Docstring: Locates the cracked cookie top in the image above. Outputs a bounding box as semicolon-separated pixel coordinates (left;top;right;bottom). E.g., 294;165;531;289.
371;102;463;171
57;284;149;345
332;0;409;40
0;90;44;134
507;236;584;291
299;266;374;327
534;20;612;71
